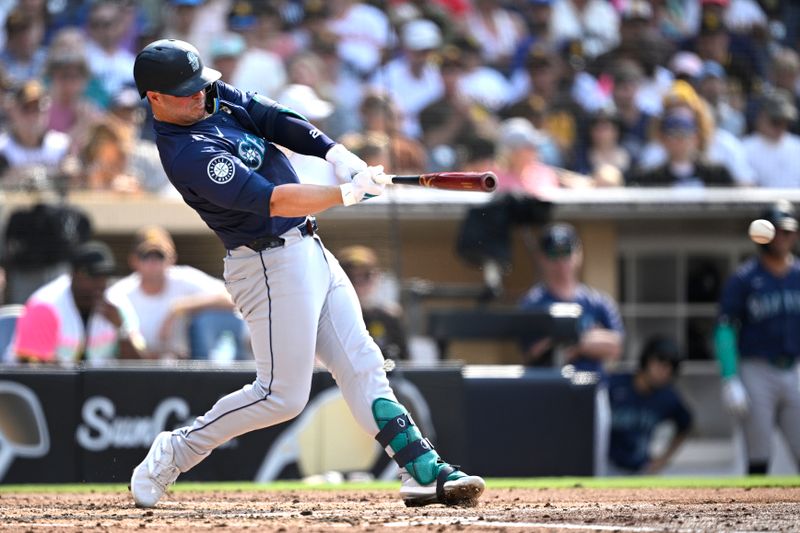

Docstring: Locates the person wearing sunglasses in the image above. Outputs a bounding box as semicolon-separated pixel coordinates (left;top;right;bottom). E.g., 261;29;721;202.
107;225;242;360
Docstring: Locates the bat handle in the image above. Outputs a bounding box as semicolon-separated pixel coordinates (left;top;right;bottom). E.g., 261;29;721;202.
372;173;394;185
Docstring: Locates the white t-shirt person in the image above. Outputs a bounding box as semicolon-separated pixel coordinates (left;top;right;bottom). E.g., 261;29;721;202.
108;265;228;357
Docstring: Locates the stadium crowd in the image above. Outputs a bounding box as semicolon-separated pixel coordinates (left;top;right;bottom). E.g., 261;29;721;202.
0;0;796;197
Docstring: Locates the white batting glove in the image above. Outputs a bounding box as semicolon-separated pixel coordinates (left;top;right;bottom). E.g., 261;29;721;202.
722;376;749;418
325;143;367;182
340;165;385;206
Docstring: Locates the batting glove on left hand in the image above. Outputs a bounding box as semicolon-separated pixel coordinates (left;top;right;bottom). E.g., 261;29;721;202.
326;143;367;182
340;165;385;206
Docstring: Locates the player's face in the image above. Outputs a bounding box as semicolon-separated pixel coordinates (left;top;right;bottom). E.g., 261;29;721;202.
72;271;108;311
767;229;798;257
150;89;207;125
645;358;674;389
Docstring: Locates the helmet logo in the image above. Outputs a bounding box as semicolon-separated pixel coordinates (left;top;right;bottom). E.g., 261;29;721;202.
207;156;236;184
187;51;200;72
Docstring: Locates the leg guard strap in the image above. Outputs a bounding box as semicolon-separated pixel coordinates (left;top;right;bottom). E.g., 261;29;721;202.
436;463;459;503
375;413;413;449
393;438;434;467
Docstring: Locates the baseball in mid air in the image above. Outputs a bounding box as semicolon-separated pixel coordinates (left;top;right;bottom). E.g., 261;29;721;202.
749;219;775;244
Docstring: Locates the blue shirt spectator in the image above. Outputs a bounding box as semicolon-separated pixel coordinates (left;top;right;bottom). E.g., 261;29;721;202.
608;336;693;473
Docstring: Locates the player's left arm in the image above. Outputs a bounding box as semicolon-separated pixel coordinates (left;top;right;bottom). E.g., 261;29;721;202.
573;292;624;361
644;392;693;474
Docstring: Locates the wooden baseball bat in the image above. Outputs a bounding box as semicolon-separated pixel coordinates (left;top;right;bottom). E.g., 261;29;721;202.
373;171;497;192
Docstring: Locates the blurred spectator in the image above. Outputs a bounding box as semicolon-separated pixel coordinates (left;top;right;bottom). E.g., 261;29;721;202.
326;0;390;83
77;118;141;194
455;34;513;112
227;0;287;97
209;32;246;84
0;7;46;85
277;83;338;186
690;9;764;97
495;117;560;197
245;0;302;61
7;240;144;363
767;47;800;133
742;90;800;188
510;0;555;75
519;222;624;475
84;0;136;107
628;106;735;187
161;0;208;61
608;336;693;475
610;60;655;169
107;86;173;195
107;226;245;361
715;201;800;474
0;80;70;186
337;245;408;361
508;46;581;166
574;106;630;182
464;0;526;72
638;81;753;185
419;46;492;171
696;59;746;136
348;90;426;174
45;49;105;151
369;18;444;139
550;0;619;59
652;0;701;42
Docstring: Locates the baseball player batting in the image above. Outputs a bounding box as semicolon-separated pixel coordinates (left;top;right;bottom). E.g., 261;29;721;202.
715;200;800;474
129;40;484;508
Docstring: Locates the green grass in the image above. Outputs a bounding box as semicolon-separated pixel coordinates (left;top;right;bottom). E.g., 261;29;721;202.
2;476;799;494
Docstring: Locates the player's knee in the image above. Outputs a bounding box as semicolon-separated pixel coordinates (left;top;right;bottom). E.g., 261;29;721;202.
277;393;309;421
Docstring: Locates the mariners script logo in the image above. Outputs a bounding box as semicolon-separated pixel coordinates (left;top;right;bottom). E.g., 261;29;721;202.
207;156;235;184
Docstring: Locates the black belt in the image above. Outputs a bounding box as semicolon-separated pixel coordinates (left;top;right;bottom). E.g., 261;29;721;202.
244;217;318;252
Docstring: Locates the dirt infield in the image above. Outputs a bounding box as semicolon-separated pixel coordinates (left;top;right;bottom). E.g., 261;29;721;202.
2;486;800;532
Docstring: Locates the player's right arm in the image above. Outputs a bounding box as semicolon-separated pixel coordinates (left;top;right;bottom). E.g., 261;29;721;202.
715;271;749;415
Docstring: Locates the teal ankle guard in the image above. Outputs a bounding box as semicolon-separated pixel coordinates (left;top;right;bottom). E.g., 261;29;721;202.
373;398;463;495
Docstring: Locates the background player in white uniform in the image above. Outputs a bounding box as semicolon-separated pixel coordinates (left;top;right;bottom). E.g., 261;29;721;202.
129;39;484;508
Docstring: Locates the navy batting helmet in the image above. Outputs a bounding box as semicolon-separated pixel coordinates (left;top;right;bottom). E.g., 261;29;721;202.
133;39;221;98
760;199;798;233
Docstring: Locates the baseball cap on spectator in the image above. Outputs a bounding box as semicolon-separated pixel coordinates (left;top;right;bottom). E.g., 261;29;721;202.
402;19;442;51
669;51;703;80
13;80;48;113
761;200;798;232
699;12;727;35
499;118;545;151
132;226;176;259
760;90;798;123
228;0;256;31
277;84;333;121
210;32;246;59
528;0;553;4
539;223;580;258
338;245;378;270
660;107;698;134
170;0;204;5
699;60;725;80
701;0;729;6
46;50;90;78
71;240;117;277
621;0;653;21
